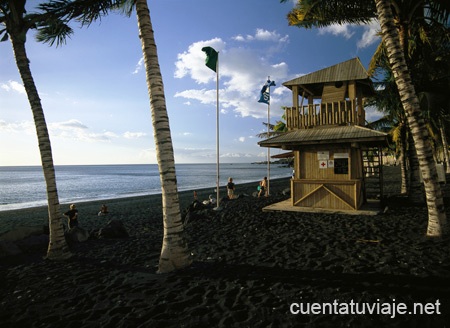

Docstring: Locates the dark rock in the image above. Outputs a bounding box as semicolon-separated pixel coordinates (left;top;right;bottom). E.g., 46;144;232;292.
65;227;90;243
97;220;129;239
16;234;49;251
0;241;23;258
0;225;45;242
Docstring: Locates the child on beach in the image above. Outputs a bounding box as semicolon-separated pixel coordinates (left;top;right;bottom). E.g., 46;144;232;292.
258;177;268;197
63;204;79;229
227;177;235;199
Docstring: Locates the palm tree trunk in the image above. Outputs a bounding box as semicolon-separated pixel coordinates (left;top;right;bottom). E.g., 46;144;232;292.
375;0;446;237
407;131;424;203
10;37;71;259
135;0;191;273
439;122;450;173
398;128;408;194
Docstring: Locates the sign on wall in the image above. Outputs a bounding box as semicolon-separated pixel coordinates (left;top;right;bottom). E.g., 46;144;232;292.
317;151;329;160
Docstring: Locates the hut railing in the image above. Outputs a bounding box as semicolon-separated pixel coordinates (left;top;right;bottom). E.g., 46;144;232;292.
285;100;363;130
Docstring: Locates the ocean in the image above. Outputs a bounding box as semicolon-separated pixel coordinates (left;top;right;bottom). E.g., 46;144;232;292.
0;163;291;211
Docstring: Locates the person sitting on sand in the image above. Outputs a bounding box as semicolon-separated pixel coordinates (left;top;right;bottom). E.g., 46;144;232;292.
203;195;216;205
227;177;235;199
98;204;109;216
258;177;268;197
63;204;79;229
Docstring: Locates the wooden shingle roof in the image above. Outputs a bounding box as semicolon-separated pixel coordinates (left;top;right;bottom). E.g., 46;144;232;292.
259;125;387;149
283;58;370;88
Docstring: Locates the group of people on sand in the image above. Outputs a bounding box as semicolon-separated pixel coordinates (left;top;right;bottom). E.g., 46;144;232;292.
227;176;268;199
64;177;269;229
193;176;268;206
63;203;109;230
198;176;269;203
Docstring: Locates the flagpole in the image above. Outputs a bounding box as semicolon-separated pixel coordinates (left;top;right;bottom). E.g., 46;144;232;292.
267;76;271;196
216;53;220;208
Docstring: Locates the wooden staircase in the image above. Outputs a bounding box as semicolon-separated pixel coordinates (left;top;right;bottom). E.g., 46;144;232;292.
362;148;383;201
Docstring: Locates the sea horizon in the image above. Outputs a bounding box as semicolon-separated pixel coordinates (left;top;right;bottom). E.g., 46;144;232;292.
0;163;292;212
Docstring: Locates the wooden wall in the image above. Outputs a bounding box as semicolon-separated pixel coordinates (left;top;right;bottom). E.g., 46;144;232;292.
292;146;365;210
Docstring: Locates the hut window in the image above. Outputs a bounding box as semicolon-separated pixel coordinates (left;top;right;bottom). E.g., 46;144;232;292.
334;81;344;88
334;158;348;174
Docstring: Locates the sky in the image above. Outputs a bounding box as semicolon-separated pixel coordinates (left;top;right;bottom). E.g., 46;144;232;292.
0;0;382;166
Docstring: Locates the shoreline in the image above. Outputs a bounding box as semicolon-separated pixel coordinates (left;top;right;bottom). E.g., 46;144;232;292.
0;177;292;234
0;174;291;213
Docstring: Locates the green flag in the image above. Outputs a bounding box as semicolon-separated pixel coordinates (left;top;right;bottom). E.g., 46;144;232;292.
201;46;218;72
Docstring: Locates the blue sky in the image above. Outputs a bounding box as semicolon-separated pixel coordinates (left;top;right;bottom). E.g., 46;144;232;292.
0;0;381;166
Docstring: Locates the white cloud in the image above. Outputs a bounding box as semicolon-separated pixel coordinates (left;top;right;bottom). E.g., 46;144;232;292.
123;131;147;139
174;88;217;105
49;119;118;142
174;38;225;84
220;152;252;158
174;147;215;161
365;105;383;123
0;119;119;142
233;29;289;43
319;24;354;39
132;57;144;74
357;20;380;49
1;80;26;94
238;137;245;142
0;120;34;134
317;21;381;49
139;148;157;162
50;119;88;130
257;151;267;158
233;35;246;42
174;36;291;119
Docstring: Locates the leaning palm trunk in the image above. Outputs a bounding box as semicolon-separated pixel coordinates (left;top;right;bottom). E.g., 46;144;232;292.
439;122;450;174
407;132;424;203
135;0;191;273
375;0;446;237
10;37;71;259
398;130;408;194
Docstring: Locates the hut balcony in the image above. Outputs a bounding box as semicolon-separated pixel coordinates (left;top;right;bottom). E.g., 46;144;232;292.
285;100;365;130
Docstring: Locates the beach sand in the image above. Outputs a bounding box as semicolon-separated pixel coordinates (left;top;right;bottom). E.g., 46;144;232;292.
1;168;449;327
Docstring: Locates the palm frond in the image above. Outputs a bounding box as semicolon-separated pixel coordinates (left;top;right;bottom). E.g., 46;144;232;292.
35;18;73;46
286;0;375;28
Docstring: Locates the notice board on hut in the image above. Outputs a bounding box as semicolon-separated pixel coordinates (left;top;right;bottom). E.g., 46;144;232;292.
333;152;349;175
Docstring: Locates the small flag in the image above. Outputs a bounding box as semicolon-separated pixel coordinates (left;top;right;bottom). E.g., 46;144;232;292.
201;46;218;72
258;79;275;104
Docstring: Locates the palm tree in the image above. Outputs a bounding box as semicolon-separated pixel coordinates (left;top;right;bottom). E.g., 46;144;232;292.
120;0;191;273
366;77;409;194
0;0;72;259
282;0;448;236
256;111;288;139
374;0;446;236
1;0;126;259
47;0;191;272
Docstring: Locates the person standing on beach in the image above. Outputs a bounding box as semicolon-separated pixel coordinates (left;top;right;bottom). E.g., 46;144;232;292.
227;177;235;199
258;177;268;197
63;204;79;229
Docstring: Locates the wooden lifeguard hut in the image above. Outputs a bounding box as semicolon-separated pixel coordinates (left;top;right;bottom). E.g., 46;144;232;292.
259;58;388;212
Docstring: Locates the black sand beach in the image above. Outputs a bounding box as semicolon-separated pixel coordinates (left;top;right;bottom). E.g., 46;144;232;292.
1;167;450;327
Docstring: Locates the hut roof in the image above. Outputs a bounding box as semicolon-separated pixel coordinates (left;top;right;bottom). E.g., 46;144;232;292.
282;58;374;97
259;125;387;149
